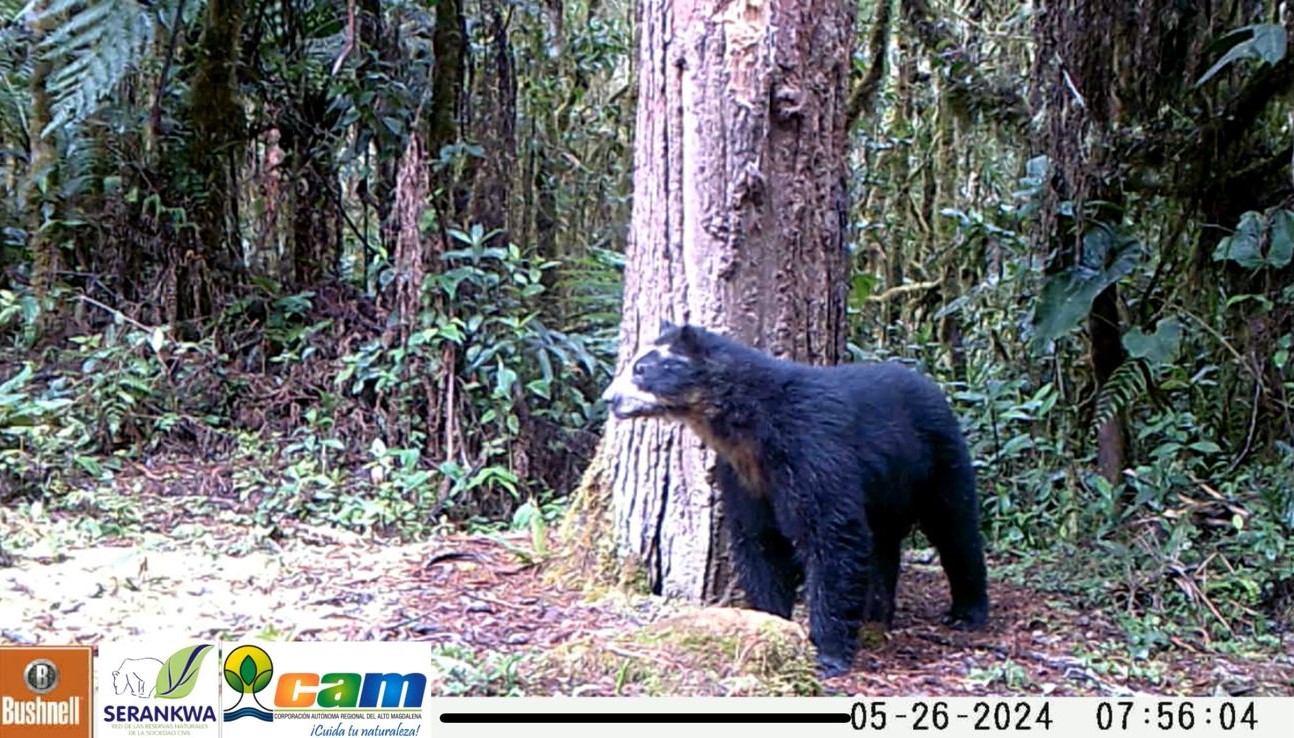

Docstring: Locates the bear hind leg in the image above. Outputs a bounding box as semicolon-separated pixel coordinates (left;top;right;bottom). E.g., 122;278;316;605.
917;484;989;629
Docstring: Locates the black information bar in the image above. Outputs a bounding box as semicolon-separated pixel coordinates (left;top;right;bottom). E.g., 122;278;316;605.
440;712;851;724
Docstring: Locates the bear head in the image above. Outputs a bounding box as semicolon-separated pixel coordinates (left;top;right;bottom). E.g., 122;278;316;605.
601;319;710;420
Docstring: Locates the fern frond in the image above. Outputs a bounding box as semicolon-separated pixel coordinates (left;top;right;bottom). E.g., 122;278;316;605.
0;25;31;141
1094;358;1153;429
555;246;624;336
2;0;26;21
23;0;164;134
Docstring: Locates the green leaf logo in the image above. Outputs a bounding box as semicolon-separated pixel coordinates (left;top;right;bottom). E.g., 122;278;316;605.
154;644;213;700
222;645;274;694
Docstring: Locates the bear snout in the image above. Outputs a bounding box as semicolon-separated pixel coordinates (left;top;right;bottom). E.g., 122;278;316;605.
602;373;662;418
605;392;656;419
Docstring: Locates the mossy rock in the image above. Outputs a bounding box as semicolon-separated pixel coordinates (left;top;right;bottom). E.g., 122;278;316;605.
534;606;820;696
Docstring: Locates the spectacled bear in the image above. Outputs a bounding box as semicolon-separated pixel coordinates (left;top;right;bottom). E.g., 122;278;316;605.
602;321;988;676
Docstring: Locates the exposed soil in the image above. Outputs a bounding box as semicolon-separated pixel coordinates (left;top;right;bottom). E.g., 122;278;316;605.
2;469;1292;697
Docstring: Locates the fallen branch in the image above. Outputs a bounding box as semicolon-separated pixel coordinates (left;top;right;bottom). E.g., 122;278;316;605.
867;279;943;303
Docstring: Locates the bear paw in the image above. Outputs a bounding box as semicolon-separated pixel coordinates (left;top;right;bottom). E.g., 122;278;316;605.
815;653;852;679
942;605;988;631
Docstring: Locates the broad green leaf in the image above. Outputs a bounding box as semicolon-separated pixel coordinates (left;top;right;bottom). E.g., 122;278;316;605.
1031;226;1142;348
997;434;1035;457
495;365;518;398
1024;155;1049;183
73;456;103;477
850;273;877;306
1270;209;1294;268
1212;211;1266;269
1225;293;1273;311
1196;24;1288;87
0;363;33;395
1123;317;1183;365
155;644;213;700
1250;23;1288;62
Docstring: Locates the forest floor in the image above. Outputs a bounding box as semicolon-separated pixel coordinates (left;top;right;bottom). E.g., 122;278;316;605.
2;464;1292;697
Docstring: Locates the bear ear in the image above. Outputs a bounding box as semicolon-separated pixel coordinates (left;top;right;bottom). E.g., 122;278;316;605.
676;324;703;354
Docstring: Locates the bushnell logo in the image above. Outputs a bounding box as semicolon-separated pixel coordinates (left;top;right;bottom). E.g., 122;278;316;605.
23;660;58;695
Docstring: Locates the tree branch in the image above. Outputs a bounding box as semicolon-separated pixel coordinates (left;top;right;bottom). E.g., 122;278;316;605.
867;278;942;303
847;0;893;128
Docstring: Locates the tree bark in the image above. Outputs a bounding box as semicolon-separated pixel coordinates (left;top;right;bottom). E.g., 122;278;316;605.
429;0;466;217
358;0;399;280
467;0;517;243
185;0;247;321
584;0;853;603
285;93;342;287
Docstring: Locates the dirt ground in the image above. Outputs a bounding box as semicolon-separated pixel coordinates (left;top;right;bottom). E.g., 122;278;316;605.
2;474;1292;697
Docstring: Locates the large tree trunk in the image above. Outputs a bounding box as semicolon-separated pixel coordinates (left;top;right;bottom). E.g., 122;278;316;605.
359;0;399;279
285;92;342;287
1089;282;1127;483
580;0;853;603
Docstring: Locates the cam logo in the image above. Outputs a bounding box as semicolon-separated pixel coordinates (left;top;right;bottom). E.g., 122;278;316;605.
275;671;426;709
223;643;426;724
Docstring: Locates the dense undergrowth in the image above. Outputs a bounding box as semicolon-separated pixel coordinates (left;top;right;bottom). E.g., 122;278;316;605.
845;153;1294;648
3;207;1291;654
0;233;615;536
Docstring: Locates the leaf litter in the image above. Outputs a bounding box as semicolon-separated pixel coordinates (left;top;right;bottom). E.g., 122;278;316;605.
1;466;1291;697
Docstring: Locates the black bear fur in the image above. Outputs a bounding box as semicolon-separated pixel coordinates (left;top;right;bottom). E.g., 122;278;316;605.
601;322;989;676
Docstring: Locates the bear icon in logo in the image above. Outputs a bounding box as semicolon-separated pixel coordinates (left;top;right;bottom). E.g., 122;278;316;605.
112;657;164;697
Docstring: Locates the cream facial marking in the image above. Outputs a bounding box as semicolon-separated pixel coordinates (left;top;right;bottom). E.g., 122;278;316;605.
601;342;668;415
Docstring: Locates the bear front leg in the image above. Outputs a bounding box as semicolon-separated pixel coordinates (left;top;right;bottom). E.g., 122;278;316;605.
719;462;802;618
804;554;867;677
802;522;871;677
729;526;801;618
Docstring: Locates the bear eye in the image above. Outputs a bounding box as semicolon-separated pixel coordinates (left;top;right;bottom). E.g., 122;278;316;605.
633;361;646;377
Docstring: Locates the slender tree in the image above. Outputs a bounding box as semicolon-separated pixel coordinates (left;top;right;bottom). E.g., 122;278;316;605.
25;0;58;305
185;0;247;321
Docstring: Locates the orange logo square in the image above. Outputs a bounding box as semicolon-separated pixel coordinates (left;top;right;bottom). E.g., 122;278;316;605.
0;646;92;738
